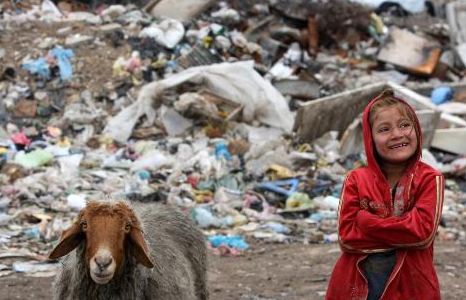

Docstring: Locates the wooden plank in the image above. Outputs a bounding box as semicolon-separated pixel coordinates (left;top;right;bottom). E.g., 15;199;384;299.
294;82;441;149
294;82;384;142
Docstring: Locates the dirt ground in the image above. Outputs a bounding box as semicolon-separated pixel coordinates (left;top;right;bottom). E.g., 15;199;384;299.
1;240;465;300
1;21;130;92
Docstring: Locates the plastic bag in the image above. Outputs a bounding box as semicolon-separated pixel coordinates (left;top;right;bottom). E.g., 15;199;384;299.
50;47;74;81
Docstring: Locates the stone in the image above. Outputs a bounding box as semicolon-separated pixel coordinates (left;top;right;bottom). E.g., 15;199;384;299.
147;0;216;22
97;23;123;34
65;34;94;47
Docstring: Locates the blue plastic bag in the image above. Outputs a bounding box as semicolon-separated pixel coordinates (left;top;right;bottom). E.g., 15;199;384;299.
22;57;50;79
21;46;74;81
208;235;249;250
51;47;74;81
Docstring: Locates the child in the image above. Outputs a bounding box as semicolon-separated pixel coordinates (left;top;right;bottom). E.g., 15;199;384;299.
326;90;444;300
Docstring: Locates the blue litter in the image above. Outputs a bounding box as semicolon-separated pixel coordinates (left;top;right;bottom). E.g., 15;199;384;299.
136;170;151;181
431;86;454;105
261;222;290;234
208;235;249;250
256;178;299;197
51;47;74;81
191;207;233;228
331;183;343;198
24;226;41;239
22;46;74;81
215;142;232;161
309;211;337;223
22;57;50;79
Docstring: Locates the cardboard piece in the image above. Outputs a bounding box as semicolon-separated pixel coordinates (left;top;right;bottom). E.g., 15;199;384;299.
377;27;441;76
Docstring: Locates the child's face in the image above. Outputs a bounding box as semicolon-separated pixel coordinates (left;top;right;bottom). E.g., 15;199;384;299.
371;105;418;166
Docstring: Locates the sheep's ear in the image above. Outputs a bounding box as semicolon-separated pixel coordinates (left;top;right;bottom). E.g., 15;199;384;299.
128;228;155;268
48;222;83;259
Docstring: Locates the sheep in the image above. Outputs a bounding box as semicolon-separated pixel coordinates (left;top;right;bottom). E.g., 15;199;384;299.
48;200;208;300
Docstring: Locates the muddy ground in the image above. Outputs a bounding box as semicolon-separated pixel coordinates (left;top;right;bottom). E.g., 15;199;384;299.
1;240;465;300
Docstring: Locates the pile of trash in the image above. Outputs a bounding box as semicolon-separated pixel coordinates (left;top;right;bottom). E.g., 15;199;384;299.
1;0;466;276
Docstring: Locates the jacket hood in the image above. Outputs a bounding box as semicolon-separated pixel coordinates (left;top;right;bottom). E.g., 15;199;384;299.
362;92;423;179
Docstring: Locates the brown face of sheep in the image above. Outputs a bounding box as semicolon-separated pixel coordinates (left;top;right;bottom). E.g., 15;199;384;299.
48;202;155;285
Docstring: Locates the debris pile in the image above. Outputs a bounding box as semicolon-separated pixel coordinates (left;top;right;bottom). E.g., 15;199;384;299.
0;0;466;277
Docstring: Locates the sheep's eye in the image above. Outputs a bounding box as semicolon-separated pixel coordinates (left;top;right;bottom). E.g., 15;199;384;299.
125;224;131;233
81;221;87;231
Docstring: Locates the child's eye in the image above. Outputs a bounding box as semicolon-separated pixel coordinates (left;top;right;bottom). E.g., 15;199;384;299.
377;127;389;133
400;122;413;130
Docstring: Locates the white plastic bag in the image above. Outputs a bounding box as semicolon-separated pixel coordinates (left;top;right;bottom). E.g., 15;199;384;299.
139;19;185;49
104;61;294;143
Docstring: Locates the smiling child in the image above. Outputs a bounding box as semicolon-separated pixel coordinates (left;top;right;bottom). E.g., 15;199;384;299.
326;89;444;300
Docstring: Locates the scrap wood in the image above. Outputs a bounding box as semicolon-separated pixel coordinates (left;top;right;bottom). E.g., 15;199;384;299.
308;16;319;55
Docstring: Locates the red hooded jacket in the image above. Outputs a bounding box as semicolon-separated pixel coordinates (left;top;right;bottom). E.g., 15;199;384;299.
326;95;445;300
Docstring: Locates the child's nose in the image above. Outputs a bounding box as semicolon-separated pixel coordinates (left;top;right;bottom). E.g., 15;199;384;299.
391;126;405;137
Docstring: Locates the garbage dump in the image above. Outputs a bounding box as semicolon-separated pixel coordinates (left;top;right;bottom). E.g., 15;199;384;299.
0;0;466;298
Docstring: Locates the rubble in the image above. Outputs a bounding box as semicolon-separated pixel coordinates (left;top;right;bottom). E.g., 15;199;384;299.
0;0;465;283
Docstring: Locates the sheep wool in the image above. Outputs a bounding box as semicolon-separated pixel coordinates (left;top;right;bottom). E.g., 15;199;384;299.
51;201;208;300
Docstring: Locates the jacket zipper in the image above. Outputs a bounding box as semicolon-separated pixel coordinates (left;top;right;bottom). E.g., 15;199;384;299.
365;174;412;299
406;173;414;204
377;174;411;298
356;255;369;300
378;252;406;299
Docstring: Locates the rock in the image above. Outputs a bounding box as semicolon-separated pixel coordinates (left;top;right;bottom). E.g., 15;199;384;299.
147;0;216;22
34;91;48;101
101;5;127;21
97;23;123;34
56;26;73;36
65;34;94;47
66;12;102;25
38;37;58;49
273;79;320;100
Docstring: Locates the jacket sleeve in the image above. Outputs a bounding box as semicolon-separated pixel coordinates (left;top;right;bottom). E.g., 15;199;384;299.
356;173;444;249
338;171;394;253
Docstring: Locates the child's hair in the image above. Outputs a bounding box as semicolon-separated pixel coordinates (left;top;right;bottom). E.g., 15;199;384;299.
369;89;417;129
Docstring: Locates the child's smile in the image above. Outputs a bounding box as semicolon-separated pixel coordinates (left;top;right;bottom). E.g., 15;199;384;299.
388;142;409;149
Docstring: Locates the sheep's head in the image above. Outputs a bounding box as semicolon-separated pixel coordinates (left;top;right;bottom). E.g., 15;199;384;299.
49;201;155;284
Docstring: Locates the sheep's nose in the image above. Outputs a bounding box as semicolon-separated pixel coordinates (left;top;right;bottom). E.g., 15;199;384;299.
95;255;113;271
